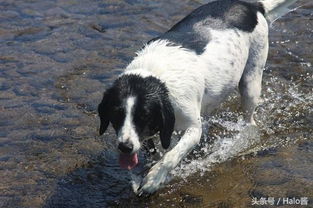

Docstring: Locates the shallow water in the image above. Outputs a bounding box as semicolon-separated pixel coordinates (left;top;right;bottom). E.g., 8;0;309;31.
0;0;312;207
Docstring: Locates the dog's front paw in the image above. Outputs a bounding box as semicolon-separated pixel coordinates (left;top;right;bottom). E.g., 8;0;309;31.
137;163;168;196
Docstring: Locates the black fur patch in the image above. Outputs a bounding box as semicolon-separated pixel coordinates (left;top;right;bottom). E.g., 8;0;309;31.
257;2;266;15
150;0;265;54
98;74;175;149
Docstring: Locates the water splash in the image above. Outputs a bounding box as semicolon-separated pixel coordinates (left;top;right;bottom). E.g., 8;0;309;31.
168;72;312;180
170;116;261;179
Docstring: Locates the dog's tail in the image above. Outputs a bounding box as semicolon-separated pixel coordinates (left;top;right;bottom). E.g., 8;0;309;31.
258;0;299;23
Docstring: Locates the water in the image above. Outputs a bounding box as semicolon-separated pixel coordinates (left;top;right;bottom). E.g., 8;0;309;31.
0;0;312;207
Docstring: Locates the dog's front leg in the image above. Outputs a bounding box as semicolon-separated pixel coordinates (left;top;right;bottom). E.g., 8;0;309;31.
138;125;202;195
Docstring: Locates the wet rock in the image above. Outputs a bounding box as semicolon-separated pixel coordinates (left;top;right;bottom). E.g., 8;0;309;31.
31;102;66;114
181;193;203;205
0;91;15;99
32;37;75;55
256;147;278;157
28;130;67;142
12;84;37;97
298;141;313;152
51;52;73;63
62;2;100;15
20;8;43;17
0;10;19;19
217;201;232;208
249;189;268;199
253;168;290;186
79;25;103;39
14;26;51;42
90;24;106;33
45;7;69;17
285;190;303;199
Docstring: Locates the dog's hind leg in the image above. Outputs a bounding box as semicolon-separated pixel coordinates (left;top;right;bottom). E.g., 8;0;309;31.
239;13;269;125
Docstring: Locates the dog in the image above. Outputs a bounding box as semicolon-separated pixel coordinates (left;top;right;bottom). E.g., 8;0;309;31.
98;0;299;195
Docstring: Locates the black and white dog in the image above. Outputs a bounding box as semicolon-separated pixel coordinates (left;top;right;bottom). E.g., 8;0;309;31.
98;0;298;194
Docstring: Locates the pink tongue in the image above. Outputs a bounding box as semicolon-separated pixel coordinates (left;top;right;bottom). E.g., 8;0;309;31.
119;153;138;170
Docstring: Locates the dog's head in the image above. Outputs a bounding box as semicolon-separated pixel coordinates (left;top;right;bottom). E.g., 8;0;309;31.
98;74;175;169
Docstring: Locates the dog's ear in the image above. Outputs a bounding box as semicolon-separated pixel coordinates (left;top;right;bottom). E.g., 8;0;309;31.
98;91;111;135
159;98;175;149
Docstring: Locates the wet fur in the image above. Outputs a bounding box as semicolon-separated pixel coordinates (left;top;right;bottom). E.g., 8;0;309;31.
98;0;298;195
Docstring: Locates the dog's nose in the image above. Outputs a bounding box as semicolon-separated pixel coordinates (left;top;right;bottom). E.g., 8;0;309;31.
118;142;133;154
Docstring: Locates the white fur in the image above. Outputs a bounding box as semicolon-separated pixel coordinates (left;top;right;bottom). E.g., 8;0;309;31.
126;40;206;130
239;12;269;124
118;0;297;194
127;15;269;195
117;97;141;153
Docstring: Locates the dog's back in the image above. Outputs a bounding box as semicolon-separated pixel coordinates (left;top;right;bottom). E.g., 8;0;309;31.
126;0;268;127
152;0;265;54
